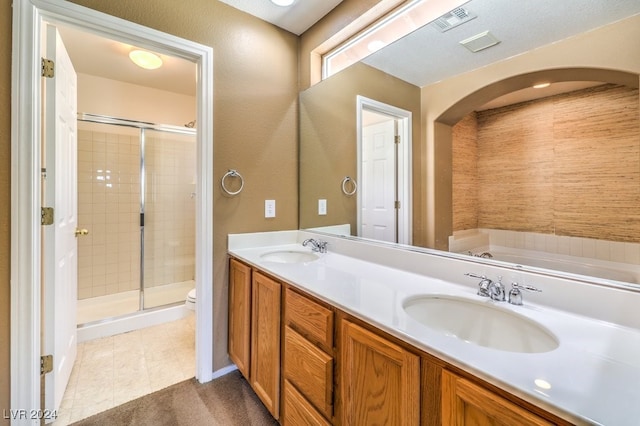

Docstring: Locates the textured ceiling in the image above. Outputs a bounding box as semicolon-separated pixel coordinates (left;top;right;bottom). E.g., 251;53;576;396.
218;0;344;35
363;0;640;88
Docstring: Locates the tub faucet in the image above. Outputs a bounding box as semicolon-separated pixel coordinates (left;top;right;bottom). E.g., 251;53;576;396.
302;238;328;253
468;251;493;258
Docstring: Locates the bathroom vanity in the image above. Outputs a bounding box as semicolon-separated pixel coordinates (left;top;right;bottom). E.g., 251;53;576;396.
228;230;640;425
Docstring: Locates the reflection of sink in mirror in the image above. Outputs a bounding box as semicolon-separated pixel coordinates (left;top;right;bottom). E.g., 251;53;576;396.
260;250;319;264
403;295;558;353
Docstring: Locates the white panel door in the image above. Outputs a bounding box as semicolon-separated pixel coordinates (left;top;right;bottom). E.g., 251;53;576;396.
43;24;78;414
361;119;396;242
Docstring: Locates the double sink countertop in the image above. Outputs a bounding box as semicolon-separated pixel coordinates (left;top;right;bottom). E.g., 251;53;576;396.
228;230;640;426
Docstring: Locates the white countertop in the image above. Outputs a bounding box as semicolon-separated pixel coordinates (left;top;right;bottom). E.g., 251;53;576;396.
228;231;640;425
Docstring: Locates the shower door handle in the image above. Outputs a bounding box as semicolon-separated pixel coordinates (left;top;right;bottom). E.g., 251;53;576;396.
75;228;89;237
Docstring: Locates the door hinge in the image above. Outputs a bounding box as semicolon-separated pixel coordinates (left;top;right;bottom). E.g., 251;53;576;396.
41;58;55;78
395;201;401;209
40;355;53;375
394;135;400;144
41;207;54;226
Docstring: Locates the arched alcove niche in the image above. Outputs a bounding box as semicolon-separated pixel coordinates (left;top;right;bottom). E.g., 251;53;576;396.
430;68;640;250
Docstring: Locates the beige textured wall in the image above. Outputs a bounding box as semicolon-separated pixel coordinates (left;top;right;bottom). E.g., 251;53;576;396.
451;113;478;231
299;62;423;244
77;73;196;127
1;0;298;410
453;85;640;242
422;14;640;250
0;0;11;419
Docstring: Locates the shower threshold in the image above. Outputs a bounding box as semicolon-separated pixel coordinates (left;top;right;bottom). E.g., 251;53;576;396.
77;280;195;325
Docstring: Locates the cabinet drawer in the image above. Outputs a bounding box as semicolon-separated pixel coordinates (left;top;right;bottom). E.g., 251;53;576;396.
284;326;333;418
283;380;331;426
285;287;333;351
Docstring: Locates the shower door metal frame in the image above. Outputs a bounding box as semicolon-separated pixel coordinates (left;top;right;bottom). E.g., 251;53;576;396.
77;112;197;313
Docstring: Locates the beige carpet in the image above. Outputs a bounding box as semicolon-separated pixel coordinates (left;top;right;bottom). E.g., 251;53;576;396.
71;370;279;425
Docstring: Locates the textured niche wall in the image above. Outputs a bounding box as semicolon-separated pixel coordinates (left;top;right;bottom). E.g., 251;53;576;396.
453;84;640;243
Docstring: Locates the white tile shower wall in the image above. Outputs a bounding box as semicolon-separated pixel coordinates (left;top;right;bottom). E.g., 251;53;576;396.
77;127;196;299
78;127;140;300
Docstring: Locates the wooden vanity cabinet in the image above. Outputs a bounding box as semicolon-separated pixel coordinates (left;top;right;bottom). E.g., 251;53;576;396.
228;258;251;379
282;287;335;425
339;319;421;425
228;260;573;426
227;258;282;419
441;370;554;426
250;270;282;419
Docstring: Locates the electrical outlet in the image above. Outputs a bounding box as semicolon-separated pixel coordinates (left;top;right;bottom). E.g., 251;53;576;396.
265;200;276;218
318;199;327;215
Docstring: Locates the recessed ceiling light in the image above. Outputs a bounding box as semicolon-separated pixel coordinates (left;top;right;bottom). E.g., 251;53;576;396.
129;50;163;70
534;379;552;390
533;82;551;89
271;0;295;6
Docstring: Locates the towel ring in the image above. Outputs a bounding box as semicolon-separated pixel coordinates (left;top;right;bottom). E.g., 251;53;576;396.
221;169;244;196
342;176;357;196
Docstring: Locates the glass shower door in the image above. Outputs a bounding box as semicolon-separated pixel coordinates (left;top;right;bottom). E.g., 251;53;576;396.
76;121;142;324
141;128;196;309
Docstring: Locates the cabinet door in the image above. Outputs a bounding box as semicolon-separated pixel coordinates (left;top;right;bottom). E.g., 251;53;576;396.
228;258;251;379
441;370;553;426
251;271;282;419
340;320;420;425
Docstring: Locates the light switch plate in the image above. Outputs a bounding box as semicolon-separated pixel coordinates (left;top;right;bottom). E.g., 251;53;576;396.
265;200;276;218
318;199;327;215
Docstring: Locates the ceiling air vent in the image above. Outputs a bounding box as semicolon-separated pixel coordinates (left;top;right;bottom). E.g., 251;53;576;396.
460;31;501;53
432;7;477;33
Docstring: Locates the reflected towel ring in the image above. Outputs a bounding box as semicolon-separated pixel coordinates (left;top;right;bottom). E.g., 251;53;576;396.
342;176;357;196
221;169;244;196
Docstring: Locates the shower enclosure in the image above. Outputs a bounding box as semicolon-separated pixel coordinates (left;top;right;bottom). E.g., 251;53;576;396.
76;113;196;325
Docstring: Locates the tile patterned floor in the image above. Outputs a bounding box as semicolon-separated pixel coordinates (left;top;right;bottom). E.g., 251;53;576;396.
53;314;195;425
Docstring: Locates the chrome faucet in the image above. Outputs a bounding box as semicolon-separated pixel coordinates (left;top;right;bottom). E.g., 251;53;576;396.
464;273;493;298
302;238;328;253
465;273;505;301
487;276;506;302
508;282;542;305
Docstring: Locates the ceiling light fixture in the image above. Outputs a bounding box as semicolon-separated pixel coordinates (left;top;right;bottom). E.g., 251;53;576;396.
534;379;552;390
271;0;295;6
533;82;551;89
129;49;163;70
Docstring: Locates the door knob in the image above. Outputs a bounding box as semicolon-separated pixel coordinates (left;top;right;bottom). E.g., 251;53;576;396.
75;228;89;237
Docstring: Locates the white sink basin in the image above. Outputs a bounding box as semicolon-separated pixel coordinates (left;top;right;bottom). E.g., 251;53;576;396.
403;295;558;353
260;250;319;264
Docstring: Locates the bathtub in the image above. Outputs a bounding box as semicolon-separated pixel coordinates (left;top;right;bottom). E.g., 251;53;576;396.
472;246;640;284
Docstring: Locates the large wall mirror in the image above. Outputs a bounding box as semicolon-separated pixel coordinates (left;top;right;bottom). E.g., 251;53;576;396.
299;0;640;288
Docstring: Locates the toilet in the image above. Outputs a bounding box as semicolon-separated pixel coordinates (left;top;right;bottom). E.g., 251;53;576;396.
185;288;196;311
